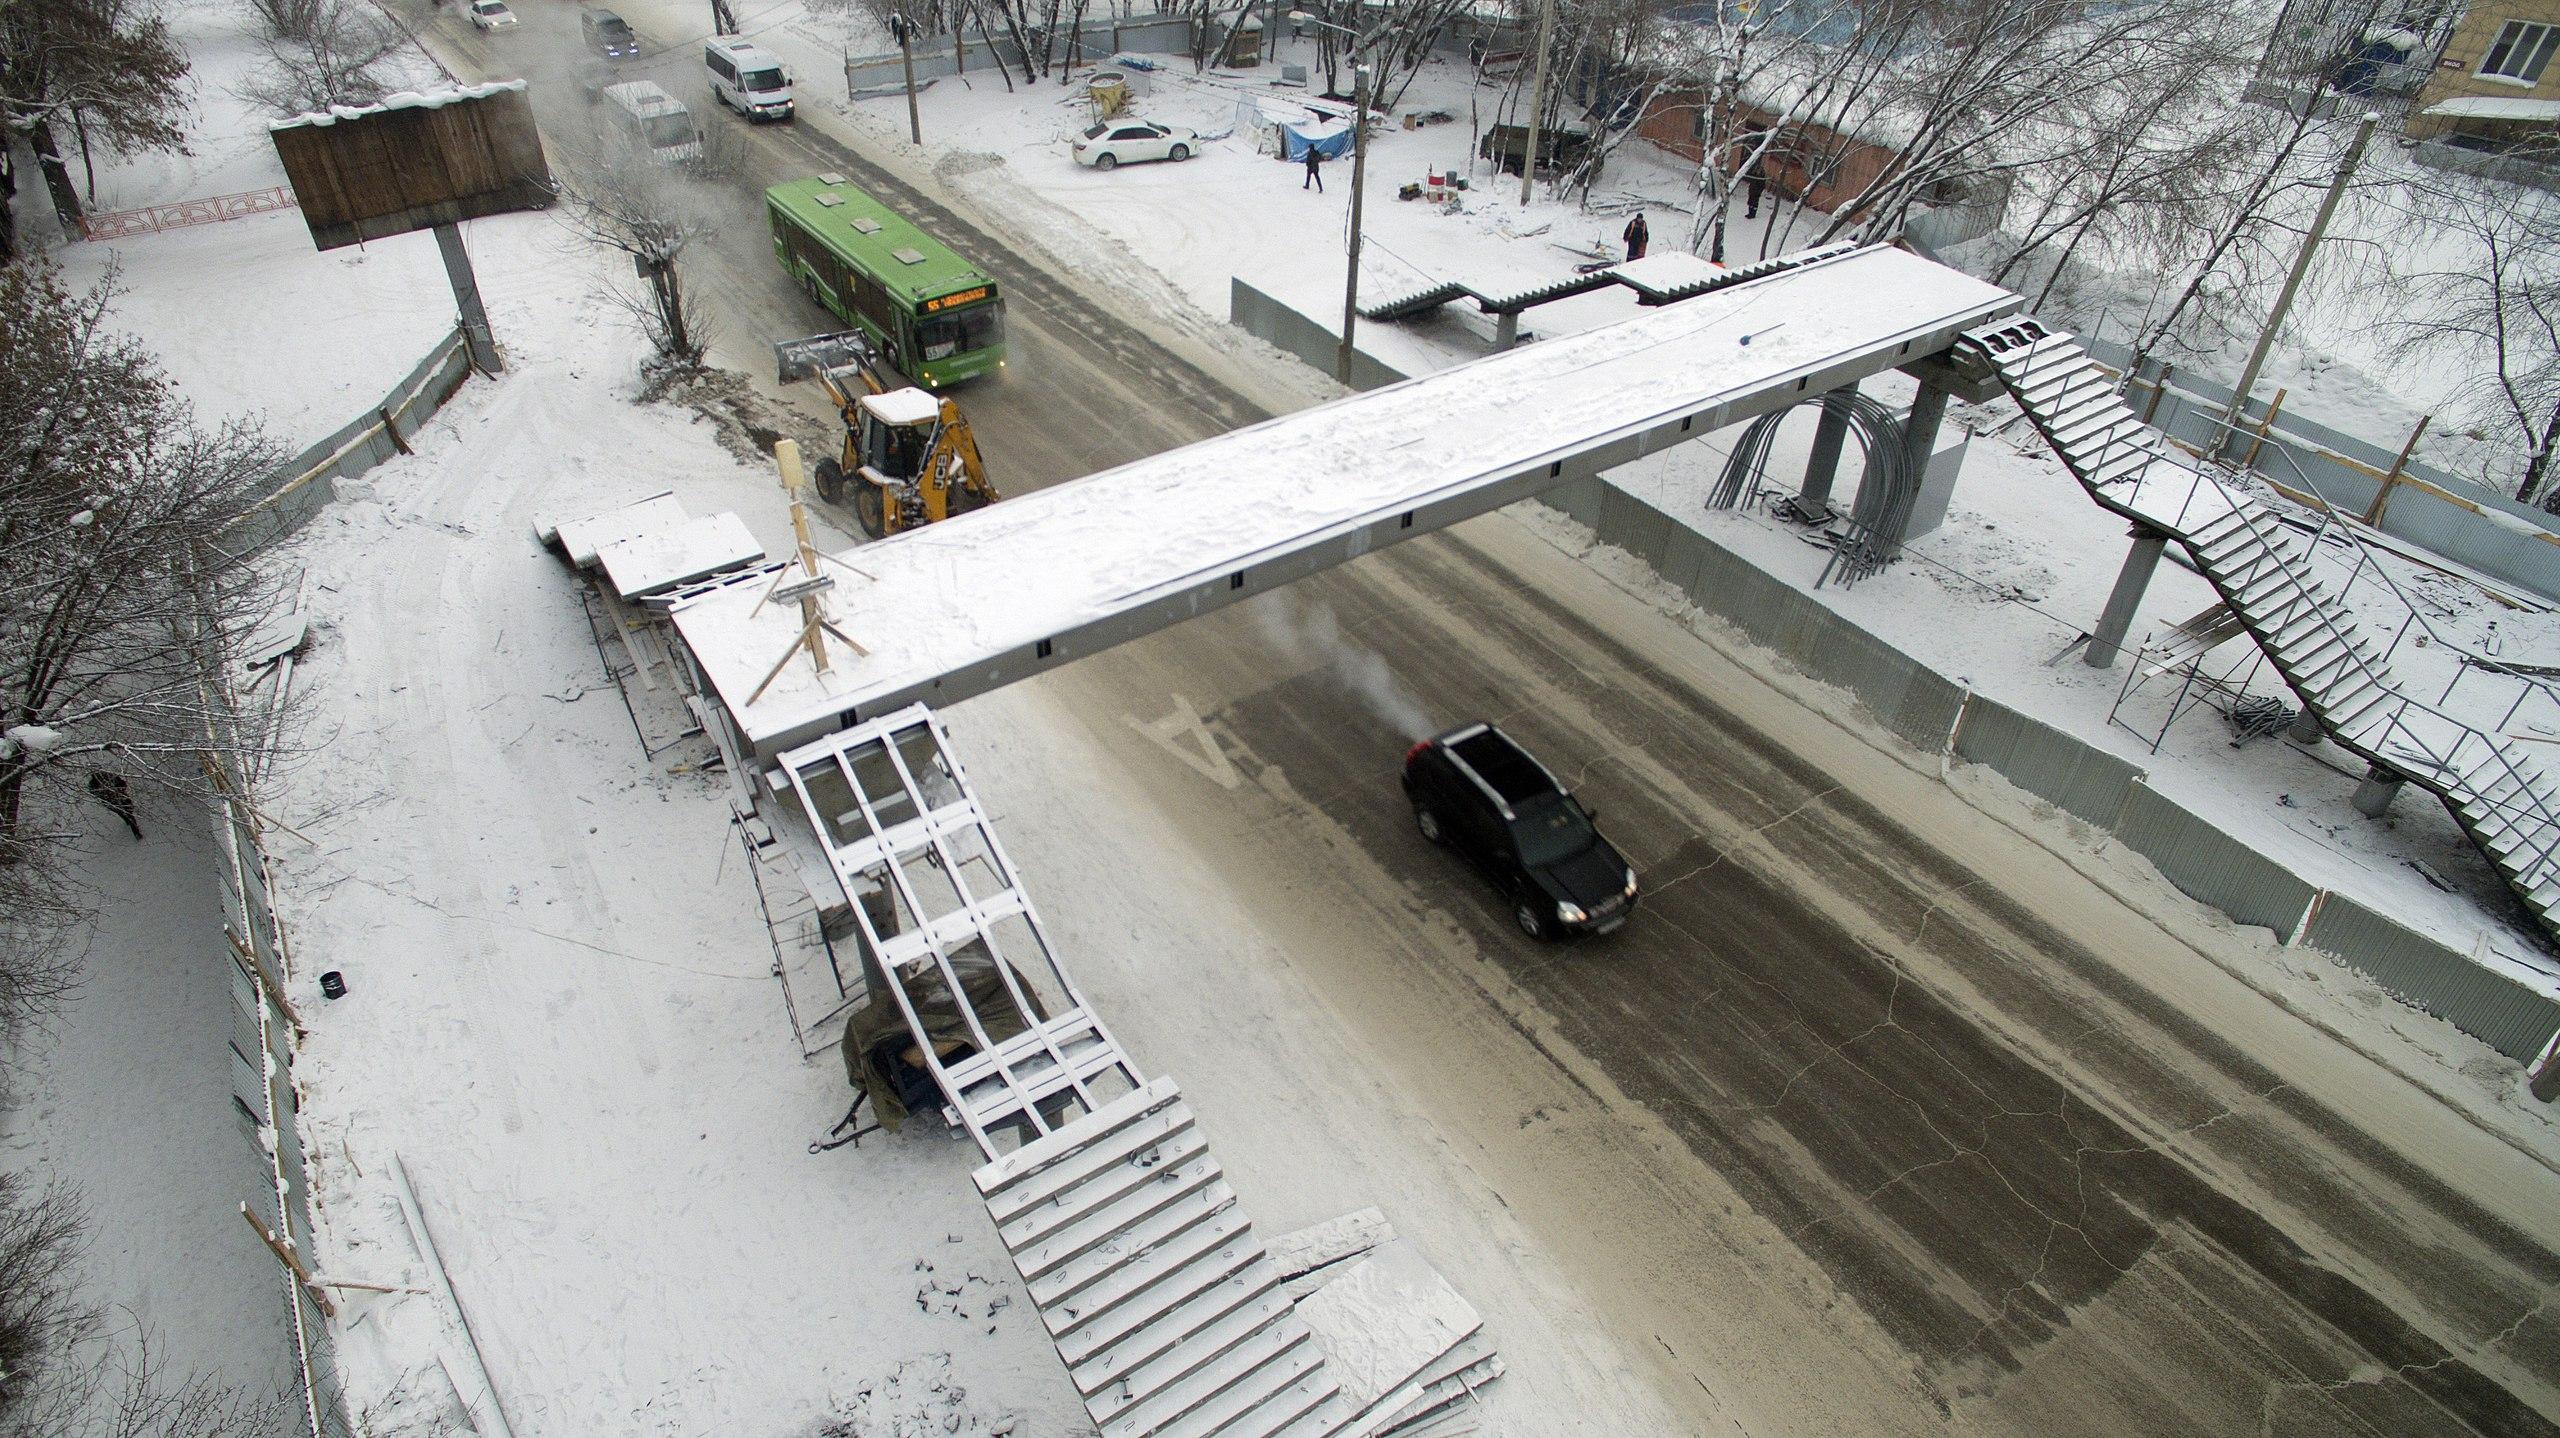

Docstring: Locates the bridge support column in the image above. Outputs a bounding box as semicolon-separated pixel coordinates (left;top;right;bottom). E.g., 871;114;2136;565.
1794;383;1856;518
2086;525;2168;669
1901;374;1950;481
2288;705;2326;745
1494;310;1521;352
2351;765;2406;819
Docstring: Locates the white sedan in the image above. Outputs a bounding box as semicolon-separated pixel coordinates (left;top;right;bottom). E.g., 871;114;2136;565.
1072;120;1198;170
469;0;518;29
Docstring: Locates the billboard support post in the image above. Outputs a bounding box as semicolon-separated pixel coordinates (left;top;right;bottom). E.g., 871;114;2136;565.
433;222;503;373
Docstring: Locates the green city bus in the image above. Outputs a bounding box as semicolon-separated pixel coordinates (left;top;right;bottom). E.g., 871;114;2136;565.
766;176;1006;388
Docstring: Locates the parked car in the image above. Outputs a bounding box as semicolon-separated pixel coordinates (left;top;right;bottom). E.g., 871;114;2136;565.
467;0;517;29
1072;120;1198;170
581;7;640;59
1402;722;1638;940
705;37;794;121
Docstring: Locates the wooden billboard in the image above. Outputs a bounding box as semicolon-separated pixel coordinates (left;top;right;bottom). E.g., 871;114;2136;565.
269;82;553;251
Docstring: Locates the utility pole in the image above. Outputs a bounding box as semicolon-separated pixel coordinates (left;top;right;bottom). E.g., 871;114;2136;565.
1337;62;1370;385
893;13;924;145
2221;110;2377;451
1518;0;1557;205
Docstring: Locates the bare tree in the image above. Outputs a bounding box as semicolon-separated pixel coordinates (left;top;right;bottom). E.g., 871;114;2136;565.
0;261;289;1011
0;0;191;252
553;128;735;375
2380;155;2560;504
237;0;406;116
239;0;327;44
0;1173;290;1438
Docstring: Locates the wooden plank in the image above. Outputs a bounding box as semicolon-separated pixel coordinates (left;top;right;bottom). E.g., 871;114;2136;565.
1130;1339;1330;1438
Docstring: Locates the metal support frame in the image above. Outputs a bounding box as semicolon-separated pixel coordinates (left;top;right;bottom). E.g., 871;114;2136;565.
774;706;1140;1156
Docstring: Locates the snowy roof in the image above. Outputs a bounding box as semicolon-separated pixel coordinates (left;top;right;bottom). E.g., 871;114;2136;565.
269;80;528;131
863;388;945;426
544;491;685;569
2422;96;2560;122
669;246;2017;756
597;513;765;599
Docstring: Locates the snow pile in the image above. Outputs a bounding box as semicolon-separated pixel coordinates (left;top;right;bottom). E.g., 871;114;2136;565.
269;79;529;131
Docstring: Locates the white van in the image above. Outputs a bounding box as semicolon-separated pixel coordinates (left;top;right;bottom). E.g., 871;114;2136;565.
602;81;702;164
705;38;794;121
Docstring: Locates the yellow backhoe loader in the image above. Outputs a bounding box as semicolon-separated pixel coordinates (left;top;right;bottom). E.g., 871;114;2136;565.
775;331;1000;540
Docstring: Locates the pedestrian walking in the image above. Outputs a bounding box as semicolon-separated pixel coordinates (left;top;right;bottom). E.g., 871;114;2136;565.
1303;144;1325;193
87;770;141;841
1622;212;1650;262
1744;163;1767;219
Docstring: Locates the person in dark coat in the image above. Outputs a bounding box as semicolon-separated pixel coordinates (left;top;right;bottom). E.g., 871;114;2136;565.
1303;143;1325;192
88;770;141;840
1622;212;1650;261
1744;162;1768;218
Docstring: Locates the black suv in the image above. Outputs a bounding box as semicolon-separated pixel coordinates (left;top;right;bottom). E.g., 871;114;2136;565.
1402;723;1637;939
581;8;640;59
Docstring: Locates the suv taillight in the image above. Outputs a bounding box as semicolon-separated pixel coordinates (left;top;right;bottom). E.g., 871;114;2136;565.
1404;740;1432;763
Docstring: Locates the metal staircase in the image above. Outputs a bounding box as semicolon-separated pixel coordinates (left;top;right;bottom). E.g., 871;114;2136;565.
1957;318;2560;944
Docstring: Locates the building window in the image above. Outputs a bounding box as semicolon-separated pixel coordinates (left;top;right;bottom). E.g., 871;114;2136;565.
2477;19;2558;83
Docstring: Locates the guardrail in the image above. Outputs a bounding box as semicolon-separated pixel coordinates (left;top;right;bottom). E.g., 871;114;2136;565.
79;184;298;241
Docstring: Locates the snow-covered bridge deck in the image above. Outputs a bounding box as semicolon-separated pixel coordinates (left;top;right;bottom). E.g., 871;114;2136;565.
673;245;2020;763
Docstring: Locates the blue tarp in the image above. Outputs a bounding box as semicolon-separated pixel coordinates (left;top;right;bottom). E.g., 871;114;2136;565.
1280;121;1353;161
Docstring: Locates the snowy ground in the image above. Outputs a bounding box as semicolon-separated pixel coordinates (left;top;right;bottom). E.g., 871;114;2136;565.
0;808;298;1411
44;3;2560;1432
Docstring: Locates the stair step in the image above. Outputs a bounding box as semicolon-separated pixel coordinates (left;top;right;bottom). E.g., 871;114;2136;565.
999;1127;1214;1254
1100;1316;1314;1437
1010;1151;1225;1279
2086;450;2153;487
1088;1289;1299;1420
1048;1206;1263;1344
2049;403;2142;450
1060;1247;1278;1373
977;1075;1183;1201
1112;1330;1328;1438
987;1103;1201;1228
1031;1187;1244;1315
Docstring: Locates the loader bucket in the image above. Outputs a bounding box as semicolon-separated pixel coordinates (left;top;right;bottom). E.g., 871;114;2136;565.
775;330;884;384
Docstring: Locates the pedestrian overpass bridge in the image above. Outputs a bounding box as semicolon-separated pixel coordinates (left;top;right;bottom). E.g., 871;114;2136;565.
672;243;2020;768
547;242;2036;1437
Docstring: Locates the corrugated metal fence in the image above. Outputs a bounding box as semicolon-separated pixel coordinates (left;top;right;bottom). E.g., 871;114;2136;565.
844;15;1193;95
194;326;481;1434
231;325;474;551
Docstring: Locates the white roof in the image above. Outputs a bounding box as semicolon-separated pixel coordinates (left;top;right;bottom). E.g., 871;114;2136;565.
596;512;764;599
862;388;945;426
2424;96;2560;121
545;491;684;569
670;246;2016;754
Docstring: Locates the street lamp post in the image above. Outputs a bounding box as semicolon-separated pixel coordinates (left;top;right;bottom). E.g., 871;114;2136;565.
891;13;924;146
1336;62;1370;384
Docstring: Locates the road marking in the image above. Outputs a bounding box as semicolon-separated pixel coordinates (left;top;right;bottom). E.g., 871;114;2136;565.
1124;695;1241;790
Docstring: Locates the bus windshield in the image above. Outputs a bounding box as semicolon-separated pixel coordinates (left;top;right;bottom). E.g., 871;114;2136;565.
917;302;1003;361
743;67;785;92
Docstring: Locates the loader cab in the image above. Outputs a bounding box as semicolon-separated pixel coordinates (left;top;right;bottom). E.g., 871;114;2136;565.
857;388;942;481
